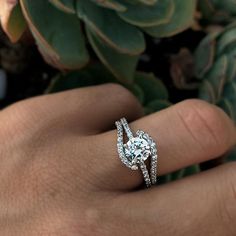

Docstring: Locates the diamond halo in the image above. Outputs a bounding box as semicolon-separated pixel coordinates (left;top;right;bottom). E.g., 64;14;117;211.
124;133;152;169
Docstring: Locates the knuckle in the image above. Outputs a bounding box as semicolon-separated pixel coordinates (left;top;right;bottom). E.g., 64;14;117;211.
177;99;233;155
105;83;143;116
1;96;55;141
104;83;129;94
106;83;138;103
3;98;43;126
0;101;37;140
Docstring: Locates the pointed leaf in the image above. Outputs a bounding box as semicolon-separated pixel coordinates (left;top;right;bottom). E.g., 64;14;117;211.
223;81;236;98
76;0;145;55
49;0;75;14
20;0;89;70
194;32;218;79
218;98;236;121
143;0;196;37
0;1;26;42
199;80;217;103
226;55;236;82
146;99;172;112
134;72;169;104
46;63;117;93
216;27;236;56
204;55;227;101
118;0;174;27
129;84;145;103
86;27;138;84
91;0;127;12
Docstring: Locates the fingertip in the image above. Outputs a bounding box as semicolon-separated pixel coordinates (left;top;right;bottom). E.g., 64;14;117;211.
176;99;236;155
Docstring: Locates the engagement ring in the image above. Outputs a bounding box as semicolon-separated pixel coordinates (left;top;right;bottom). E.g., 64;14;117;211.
115;118;158;188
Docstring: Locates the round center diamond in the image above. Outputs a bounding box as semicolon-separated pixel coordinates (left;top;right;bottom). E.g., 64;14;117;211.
124;136;151;165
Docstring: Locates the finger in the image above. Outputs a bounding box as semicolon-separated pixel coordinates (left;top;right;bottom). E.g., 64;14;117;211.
2;83;143;134
98;163;236;236
91;99;236;190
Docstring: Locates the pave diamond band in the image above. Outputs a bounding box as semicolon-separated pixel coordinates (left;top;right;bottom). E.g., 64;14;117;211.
115;118;158;187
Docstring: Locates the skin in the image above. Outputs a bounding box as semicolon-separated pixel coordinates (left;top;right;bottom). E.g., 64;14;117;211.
0;83;235;236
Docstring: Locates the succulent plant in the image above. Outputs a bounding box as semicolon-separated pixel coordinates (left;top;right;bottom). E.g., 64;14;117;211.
47;63;171;113
198;0;236;24
194;23;236;123
0;0;196;83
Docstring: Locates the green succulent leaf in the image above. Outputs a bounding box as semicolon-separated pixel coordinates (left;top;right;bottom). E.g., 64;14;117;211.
195;24;236;125
198;0;230;23
47;72;97;93
221;82;236;120
129;84;145;104
131;72;171;113
143;0;196;37
3;0;197;83
117;0;174;27
134;72;169;103
226;55;236;82
216;26;236;56
46;63;170;114
218;98;236;121
216;0;236;15
86;27;138;84
227;147;236;162
139;0;158;5
203;55;228;102
46;63;117;93
76;0;145;55
90;0;127;12
170;165;200;181
20;0;89;70
194;32;219;79
0;1;26;42
183;165;201;177
124;0;158;6
198;80;217;103
198;0;215;17
49;0;75;14
169;169;185;181
146;99;172;113
223;82;236;100
198;0;236;24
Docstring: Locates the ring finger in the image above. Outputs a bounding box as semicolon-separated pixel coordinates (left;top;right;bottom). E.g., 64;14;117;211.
90;99;236;190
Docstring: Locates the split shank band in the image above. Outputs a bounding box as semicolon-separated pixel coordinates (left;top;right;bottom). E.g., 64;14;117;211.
115;118;158;188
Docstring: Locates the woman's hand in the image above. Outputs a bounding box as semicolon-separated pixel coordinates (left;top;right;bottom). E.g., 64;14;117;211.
0;84;235;236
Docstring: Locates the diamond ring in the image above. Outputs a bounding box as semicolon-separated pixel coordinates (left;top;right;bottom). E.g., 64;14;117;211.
115;118;158;188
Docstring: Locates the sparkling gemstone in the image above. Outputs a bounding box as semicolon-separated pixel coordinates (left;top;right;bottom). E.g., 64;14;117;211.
124;136;151;166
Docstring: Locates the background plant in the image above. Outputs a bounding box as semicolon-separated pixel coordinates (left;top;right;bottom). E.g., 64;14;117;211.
198;0;236;24
0;0;196;83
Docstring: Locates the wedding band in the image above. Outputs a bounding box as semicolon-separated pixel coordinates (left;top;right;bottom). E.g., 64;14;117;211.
115;118;158;187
